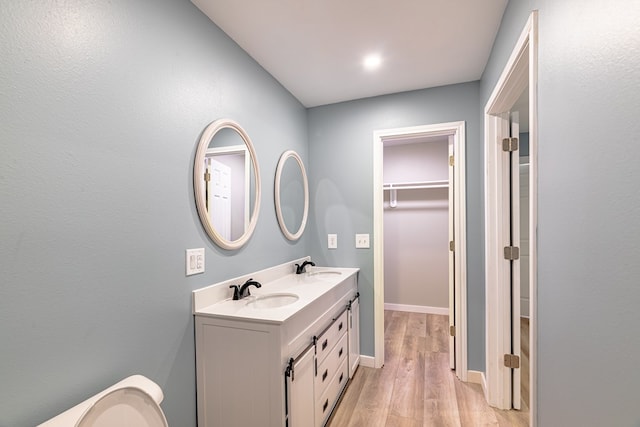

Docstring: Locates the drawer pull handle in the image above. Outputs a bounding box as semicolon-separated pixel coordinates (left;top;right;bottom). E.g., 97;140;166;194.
322;369;328;381
338;347;343;357
323;398;329;413
322;339;328;350
338;322;343;331
339;372;344;383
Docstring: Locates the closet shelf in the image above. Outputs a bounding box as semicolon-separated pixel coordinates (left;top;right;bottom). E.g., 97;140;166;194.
384;180;449;208
383;180;449;190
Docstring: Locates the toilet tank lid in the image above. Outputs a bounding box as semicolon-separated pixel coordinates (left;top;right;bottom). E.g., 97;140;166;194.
38;375;164;426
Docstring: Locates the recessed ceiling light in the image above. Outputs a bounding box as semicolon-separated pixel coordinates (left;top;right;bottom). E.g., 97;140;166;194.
363;54;382;71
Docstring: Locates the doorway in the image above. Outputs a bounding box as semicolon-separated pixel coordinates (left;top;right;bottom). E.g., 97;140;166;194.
372;121;467;381
382;135;450;313
484;11;537;426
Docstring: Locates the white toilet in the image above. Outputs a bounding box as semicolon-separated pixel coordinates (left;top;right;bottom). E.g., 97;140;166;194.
38;375;169;427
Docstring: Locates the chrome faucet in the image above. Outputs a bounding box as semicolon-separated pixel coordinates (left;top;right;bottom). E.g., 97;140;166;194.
229;278;262;300
295;260;315;274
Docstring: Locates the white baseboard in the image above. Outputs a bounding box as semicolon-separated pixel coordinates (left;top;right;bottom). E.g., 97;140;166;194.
384;303;449;315
359;355;375;368
467;370;488;398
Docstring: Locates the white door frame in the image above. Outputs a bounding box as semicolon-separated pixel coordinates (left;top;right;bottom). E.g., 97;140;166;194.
484;11;537;425
373;121;467;381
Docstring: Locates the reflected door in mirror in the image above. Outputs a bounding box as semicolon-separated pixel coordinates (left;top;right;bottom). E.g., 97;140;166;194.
206;158;231;240
205;150;249;241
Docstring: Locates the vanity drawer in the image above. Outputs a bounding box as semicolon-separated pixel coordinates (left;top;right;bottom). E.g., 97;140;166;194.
315;357;349;427
316;310;348;364
315;332;348;398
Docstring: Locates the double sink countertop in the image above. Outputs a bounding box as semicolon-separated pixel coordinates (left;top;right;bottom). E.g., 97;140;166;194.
192;258;359;324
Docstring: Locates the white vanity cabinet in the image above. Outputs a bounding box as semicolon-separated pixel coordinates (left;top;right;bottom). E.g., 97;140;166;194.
288;308;350;427
312;310;350;426
193;262;359;427
287;344;315;426
348;293;360;378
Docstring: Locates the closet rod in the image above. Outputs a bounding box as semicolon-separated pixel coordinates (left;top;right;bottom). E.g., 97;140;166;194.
383;180;449;190
385;180;448;208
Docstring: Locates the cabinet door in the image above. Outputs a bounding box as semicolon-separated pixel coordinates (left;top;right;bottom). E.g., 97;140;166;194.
288;345;315;426
348;296;360;378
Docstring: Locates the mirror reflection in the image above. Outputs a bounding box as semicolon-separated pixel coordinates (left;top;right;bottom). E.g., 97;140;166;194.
204;128;256;241
194;119;261;250
275;150;308;241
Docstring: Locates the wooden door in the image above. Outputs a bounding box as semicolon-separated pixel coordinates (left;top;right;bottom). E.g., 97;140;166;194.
207;158;231;240
448;139;456;369
509;112;522;410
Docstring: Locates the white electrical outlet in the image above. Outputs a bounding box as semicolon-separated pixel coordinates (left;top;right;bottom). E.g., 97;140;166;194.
186;248;205;275
328;234;338;249
355;233;370;248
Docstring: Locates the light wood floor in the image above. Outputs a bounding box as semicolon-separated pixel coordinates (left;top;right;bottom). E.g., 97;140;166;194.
327;311;529;427
521;317;530;414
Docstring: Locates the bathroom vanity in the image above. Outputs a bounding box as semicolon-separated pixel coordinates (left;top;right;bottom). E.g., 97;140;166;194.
192;259;360;427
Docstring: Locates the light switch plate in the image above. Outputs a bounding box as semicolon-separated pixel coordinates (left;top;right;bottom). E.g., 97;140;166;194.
186;248;205;275
328;234;338;249
355;234;370;248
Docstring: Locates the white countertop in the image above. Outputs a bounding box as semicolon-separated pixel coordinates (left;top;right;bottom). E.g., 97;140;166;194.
193;266;359;324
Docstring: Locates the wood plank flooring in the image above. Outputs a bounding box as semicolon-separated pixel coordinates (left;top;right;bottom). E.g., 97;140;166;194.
327;311;529;427
520;317;530;413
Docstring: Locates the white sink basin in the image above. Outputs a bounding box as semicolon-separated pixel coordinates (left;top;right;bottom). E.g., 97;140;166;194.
246;293;299;309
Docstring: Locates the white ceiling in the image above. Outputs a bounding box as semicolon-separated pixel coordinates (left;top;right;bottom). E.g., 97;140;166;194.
191;0;509;108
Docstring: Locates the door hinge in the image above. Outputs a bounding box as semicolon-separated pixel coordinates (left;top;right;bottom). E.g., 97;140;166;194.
204;171;211;182
502;137;519;152
503;246;520;260
504;354;520;369
449;325;456;337
449;155;454;166
449;240;455;252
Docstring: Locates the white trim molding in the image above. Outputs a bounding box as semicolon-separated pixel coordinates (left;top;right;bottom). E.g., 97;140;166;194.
358;355;376;368
373;121;467;381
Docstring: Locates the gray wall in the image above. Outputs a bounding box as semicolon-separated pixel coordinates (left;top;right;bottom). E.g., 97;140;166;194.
0;1;308;425
481;0;640;424
307;82;484;369
519;132;529;157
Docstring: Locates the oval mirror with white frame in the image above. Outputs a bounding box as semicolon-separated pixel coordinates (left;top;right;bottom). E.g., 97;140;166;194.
194;119;261;250
274;150;308;241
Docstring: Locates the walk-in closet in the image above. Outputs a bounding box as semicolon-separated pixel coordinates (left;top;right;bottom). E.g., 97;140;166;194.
383;135;450;314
